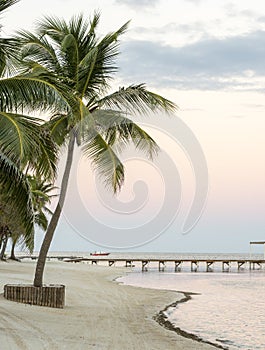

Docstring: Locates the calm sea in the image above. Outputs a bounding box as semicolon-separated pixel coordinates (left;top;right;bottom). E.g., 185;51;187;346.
115;253;265;350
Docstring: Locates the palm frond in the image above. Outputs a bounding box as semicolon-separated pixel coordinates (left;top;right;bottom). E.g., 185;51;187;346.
61;33;79;81
92;109;159;159
0;152;34;238
0;37;20;76
68;14;90;43
97;84;177;115
28;126;58;181
0;112;42;160
36;15;70;43
81;129;124;192
46;114;69;146
78;46;98;97
16;30;63;73
0;0;19;13
0;75;70;113
34;212;48;231
0;113;58;180
0;0;21;75
79;21;130;99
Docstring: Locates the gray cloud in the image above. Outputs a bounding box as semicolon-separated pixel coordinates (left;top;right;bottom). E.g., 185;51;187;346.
117;31;265;91
258;16;265;23
115;0;159;9
132;21;209;41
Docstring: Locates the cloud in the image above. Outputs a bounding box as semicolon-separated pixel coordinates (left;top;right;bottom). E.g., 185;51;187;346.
185;0;202;4
117;31;265;91
223;3;256;18
131;21;210;45
115;0;159;9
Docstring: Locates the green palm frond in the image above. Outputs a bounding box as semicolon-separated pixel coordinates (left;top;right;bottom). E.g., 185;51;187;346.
68;14;90;44
0;112;42;160
0;1;21;75
79;20;130;99
0;0;19;13
47;114;69;146
61;33;79;80
17;30;63;74
0;37;20;76
0;152;34;239
92;109;159;159
78;46;98;97
29;126;58;180
36;15;70;43
97;84;177;115
0;75;70;113
0;113;58;180
34;211;48;231
81;129;124;192
36;13;95;48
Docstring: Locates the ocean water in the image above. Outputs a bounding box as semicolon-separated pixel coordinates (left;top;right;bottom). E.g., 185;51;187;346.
116;253;265;350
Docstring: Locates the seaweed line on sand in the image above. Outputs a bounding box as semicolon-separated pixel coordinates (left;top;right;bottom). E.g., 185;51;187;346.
153;291;229;350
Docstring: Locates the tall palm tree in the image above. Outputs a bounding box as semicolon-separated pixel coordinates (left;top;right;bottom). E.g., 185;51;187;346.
0;0;33;238
0;0;64;245
16;13;177;287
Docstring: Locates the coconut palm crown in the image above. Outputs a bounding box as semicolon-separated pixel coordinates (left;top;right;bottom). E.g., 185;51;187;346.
16;12;177;286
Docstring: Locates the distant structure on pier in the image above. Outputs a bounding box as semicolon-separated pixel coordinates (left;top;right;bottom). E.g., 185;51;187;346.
249;241;265;259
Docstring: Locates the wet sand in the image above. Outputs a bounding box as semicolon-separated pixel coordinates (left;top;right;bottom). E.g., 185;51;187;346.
0;260;217;349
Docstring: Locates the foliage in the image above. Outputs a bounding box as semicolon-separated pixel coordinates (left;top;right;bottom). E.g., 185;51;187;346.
17;12;177;192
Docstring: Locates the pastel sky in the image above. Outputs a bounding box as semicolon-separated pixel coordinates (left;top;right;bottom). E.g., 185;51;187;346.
5;0;265;253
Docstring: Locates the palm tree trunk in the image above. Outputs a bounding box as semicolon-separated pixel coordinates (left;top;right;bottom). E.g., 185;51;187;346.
33;132;75;287
0;233;8;260
0;226;3;251
10;237;18;260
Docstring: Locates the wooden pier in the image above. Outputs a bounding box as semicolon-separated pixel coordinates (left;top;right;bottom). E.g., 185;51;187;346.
17;255;83;261
65;257;265;272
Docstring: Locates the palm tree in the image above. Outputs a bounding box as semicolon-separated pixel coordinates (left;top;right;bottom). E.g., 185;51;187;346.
28;176;57;231
0;0;63;247
8;176;57;260
0;197;31;260
0;0;33;238
16;13;177;287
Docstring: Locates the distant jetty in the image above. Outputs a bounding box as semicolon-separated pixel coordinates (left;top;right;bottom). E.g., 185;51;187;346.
65;257;265;272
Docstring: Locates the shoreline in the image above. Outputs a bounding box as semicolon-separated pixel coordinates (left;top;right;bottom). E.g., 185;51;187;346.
116;273;227;350
0;260;217;349
154;292;228;350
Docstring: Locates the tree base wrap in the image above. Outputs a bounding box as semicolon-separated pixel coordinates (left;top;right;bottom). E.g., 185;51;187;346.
4;284;65;308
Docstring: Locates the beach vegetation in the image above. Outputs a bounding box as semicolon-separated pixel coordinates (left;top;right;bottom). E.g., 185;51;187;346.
0;2;177;288
0;1;60;257
14;12;177;287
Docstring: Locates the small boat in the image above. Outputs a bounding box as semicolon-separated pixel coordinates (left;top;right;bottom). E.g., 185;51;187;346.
90;252;110;256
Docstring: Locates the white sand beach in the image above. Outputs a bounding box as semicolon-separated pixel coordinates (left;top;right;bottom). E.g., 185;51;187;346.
0;261;217;350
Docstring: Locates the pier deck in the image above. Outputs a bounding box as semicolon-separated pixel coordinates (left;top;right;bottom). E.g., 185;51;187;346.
18;255;83;261
65;258;265;272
